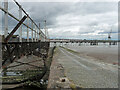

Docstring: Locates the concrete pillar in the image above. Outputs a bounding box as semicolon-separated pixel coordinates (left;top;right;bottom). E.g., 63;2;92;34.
90;42;92;45
35;26;37;42
27;17;29;42
4;0;8;38
36;28;37;42
31;22;33;42
19;7;22;42
39;23;41;41
109;42;111;45
37;29;38;42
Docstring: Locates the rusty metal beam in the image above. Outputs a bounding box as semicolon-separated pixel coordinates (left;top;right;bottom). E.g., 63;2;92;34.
0;6;39;34
4;15;27;43
13;0;45;38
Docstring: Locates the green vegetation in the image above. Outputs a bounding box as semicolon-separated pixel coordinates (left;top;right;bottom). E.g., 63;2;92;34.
2;70;43;83
69;79;83;90
60;46;79;54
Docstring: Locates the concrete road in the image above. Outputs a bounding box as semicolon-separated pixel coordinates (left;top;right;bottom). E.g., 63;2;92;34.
57;47;118;88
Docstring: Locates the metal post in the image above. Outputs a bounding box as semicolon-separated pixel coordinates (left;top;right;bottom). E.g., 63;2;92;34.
19;6;22;42
38;29;39;41
36;28;37;42
39;23;41;41
31;22;33;42
47;28;49;41
33;24;35;42
36;28;38;42
44;20;46;41
40;33;42;41
42;33;44;41
27;17;29;42
35;25;36;42
4;0;8;38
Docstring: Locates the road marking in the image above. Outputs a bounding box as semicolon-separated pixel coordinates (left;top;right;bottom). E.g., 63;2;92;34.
58;47;92;70
61;47;118;73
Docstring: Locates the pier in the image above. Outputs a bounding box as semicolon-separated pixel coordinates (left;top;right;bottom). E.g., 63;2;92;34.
0;0;51;89
0;0;119;89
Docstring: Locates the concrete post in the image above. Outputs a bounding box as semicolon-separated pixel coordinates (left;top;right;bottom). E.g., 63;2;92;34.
39;23;41;41
37;28;39;41
19;6;22;42
4;0;8;38
27;17;29;42
35;26;36;42
44;20;47;41
31;22;33;42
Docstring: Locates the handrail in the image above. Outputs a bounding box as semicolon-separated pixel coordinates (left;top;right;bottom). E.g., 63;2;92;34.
0;0;47;42
0;6;38;34
13;0;40;31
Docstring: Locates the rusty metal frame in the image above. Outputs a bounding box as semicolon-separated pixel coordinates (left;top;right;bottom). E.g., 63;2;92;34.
4;15;27;43
2;42;50;69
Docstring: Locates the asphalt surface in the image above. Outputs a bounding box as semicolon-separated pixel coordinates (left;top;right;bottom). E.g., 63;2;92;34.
57;47;118;88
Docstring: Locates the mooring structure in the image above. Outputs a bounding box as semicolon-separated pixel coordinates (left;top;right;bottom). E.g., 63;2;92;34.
0;0;50;89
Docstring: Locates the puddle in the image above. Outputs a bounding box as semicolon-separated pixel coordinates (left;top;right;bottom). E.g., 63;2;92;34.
2;72;22;76
8;79;48;90
10;86;42;90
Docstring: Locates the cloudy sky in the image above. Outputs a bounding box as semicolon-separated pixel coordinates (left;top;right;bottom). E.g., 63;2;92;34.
0;0;118;40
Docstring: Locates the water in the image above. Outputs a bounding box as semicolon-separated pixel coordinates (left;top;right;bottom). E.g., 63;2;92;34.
10;86;42;90
50;42;118;48
2;71;22;76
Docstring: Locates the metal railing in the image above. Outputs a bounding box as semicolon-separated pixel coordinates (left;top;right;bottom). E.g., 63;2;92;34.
0;0;47;42
0;0;50;69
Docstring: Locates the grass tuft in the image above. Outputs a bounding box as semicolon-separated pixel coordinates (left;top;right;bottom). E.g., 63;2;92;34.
60;46;79;54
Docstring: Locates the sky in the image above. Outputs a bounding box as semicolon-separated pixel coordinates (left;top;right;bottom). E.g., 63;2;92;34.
0;0;118;40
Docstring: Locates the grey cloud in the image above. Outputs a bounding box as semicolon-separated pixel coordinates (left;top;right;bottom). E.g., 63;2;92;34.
21;2;72;28
72;2;117;15
1;1;118;40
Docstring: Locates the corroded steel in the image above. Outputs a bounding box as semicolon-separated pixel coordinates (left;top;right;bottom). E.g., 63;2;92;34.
2;41;50;69
4;16;27;43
